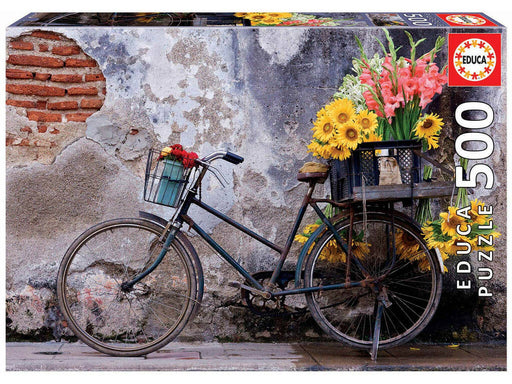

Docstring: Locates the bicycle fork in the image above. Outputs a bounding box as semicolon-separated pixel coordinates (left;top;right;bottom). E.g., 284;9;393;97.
120;223;180;292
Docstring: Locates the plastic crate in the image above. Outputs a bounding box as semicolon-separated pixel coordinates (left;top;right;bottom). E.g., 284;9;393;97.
330;140;422;202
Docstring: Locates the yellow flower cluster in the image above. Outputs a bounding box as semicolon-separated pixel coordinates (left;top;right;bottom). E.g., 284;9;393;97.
294;223;369;263
422;199;500;267
413;113;444;150
308;98;381;161
234;12;293;25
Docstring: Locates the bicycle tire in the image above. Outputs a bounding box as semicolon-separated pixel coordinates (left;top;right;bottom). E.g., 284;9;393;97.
304;212;442;350
57;218;201;357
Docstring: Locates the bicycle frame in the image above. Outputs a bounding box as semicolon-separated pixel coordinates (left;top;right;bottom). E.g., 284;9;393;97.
123;163;371;297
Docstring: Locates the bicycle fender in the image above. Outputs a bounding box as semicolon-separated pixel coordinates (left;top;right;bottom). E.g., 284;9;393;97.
138;210;168;227
434;248;446;274
294;224;326;288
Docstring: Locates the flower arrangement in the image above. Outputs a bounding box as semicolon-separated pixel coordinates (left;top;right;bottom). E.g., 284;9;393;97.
296;29;499;269
422;199;500;264
159;144;198;169
234;12;343;27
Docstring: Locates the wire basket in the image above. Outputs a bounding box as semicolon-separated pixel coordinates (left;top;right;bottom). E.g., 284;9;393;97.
144;149;194;208
330;140;422;202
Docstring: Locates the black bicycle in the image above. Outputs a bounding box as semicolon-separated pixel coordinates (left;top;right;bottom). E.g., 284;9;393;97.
57;145;443;359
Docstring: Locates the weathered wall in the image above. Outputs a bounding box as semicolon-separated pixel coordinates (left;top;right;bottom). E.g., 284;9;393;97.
6;26;506;342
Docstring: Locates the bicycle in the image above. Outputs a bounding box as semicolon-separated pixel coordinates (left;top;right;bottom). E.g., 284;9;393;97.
57;144;446;360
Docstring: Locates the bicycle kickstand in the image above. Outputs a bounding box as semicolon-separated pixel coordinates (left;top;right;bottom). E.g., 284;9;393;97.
370;288;391;361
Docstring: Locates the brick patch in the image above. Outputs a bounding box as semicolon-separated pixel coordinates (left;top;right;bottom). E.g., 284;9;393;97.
6;30;106;149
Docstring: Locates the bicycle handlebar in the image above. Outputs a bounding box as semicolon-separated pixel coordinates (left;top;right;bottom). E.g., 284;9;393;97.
201;150;244;165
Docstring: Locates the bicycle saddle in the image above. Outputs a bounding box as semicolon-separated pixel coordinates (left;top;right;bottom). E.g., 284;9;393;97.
297;162;329;184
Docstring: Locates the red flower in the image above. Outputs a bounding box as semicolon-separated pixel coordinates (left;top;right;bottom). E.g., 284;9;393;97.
182;152;198;168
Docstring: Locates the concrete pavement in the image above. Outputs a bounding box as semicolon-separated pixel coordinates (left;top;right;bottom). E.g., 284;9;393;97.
6;341;506;371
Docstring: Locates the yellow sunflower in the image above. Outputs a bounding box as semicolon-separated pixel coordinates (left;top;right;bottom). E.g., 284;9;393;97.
334;122;363;150
425;133;440;149
316;107;327;119
307;140;328;159
414;113;444;139
395;230;421;261
234;12;250;18
468;199;489;225
326;98;356;126
327;142;352;160
312;114;336;142
355;110;378;133
439;206;466;237
265;12;293;19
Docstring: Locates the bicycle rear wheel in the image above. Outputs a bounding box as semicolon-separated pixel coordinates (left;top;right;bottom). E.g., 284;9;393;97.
304;212;442;349
57;218;200;356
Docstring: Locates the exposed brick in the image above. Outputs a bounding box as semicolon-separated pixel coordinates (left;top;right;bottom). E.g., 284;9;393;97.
47;101;79;110
80;99;104;109
6;84;65;97
65;58;97;67
51;74;83;83
6;136;16;146
27;111;62;122
31;31;61;40
66;112;93;122
39;44;49;52
67;86;98;96
36;100;47;109
6;99;37;108
20;126;33;133
10;41;34;50
7;54;64;68
49;128;60;134
34;72;51;81
37;125;48;133
85;73;106;82
129;129;139;135
6;68;33;79
52;45;81;56
19;138;30;146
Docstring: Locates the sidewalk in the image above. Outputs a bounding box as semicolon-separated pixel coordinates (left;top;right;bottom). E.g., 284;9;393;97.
6;341;506;371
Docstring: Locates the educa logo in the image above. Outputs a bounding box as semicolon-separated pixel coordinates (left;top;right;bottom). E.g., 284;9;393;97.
449;33;501;87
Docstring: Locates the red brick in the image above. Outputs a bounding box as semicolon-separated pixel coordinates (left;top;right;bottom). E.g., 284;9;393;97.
67;86;98;96
52;45;81;56
65;58;97;68
6;84;65;97
27;111;62;122
47;101;79;110
80;99;104;109
51;74;83;83
31;31;61;40
6;99;37;108
7;54;64;68
6;136;16;146
36;100;47;109
129;129;139;135
6;68;33;79
34;72;51;81
49;128;60;134
20;126;33;133
38;125;48;133
10;41;34;50
19;138;30;146
85;73;106;82
39;44;49;52
66;112;93;122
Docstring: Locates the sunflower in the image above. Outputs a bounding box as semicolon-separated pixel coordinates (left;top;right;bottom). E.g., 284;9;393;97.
326;98;355;125
414;113;444;139
234;12;250;18
439;206;466;237
395;230;421;261
327;142;352;160
355;110;378;133
316;107;327;119
468;199;489;225
307;140;328;159
425;133;440;149
334;122;363;150
312;114;336;142
265;12;293;19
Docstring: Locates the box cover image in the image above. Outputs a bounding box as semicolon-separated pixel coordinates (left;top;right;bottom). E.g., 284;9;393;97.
5;12;506;369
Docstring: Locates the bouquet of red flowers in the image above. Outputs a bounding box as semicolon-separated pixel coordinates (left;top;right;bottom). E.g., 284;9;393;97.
159;144;198;169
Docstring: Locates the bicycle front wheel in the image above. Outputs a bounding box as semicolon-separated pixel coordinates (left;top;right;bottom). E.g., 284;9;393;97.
304;212;442;350
57;218;199;356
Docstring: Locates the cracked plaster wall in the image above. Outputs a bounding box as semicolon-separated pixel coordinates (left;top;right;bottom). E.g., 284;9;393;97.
6;26;506;342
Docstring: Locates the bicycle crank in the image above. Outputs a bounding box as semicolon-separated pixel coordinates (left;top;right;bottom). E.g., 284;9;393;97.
228;281;271;299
